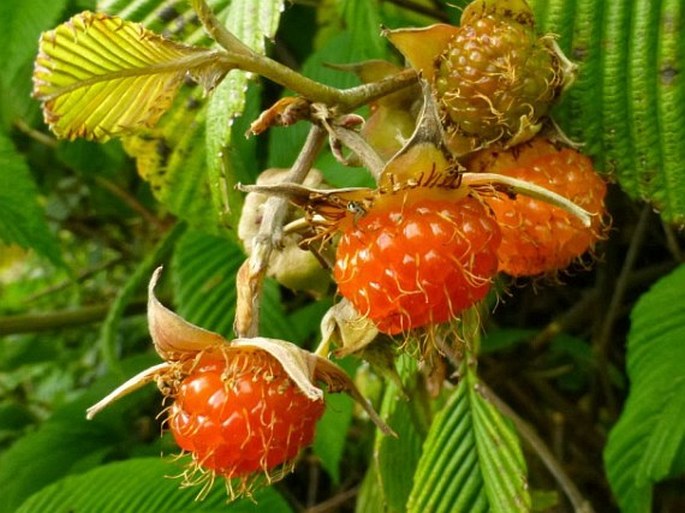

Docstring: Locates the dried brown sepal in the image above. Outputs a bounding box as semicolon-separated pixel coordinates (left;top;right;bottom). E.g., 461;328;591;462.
228;337;325;401
234;259;260;338
229;337;396;436
85;362;172;419
148;266;226;361
320;299;379;357
329;59;419;109
237;182;376;239
247;97;312;137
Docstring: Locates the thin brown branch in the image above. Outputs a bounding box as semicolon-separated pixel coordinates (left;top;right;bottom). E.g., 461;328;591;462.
94;176;165;229
326;125;385;179
234;125;327;337
304;486;360;513
26;257;124;302
593;204;652;417
14;119;57;148
193;0;417;110
661;219;684;262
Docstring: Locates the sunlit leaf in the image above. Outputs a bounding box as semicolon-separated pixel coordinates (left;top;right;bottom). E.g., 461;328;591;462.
33;11;227;141
604;264;685;513
121;85;226;231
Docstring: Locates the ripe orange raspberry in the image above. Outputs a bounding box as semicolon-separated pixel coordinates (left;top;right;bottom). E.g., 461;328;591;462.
466;138;607;276
168;349;324;479
333;191;501;334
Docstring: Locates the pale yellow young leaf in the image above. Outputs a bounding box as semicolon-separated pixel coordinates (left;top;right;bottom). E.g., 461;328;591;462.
32;11;227;141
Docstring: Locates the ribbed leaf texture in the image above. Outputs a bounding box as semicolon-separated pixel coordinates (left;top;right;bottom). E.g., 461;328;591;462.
408;368;530;513
97;0;279;232
0;354;159;513
604;264;685;513
373;356;426;512
0;0;66;124
32;11;223;141
0;134;61;266
205;0;286;230
171;230;297;341
529;0;685;225
15;457;293;513
171;230;245;338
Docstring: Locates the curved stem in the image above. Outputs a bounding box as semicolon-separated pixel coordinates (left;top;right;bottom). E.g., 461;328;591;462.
461;172;593;227
0;300;146;336
327;125;385;179
194;0;417;110
86;362;171;419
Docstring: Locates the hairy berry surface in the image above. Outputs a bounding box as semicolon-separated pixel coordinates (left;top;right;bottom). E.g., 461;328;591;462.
334;193;501;334
467;139;607;276
168;350;324;478
434;15;560;145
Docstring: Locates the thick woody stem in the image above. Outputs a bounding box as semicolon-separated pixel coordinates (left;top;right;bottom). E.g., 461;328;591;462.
234;126;327;338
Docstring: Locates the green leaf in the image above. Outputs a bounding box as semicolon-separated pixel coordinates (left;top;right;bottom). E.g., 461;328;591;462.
529;0;685;225
0;133;62;266
172;230;301;342
16;457;293;513
259;279;300;341
0;0;66;125
98;223;186;371
0;422;116;513
0;353;160;513
356;459;386;513
33;11;225;141
205;0;285;232
408;368;530;513
122;87;225;232
374;356;426;512
341;0;386;61
314;385;354;484
172;230;245;338
604;264;685;513
0;402;34;447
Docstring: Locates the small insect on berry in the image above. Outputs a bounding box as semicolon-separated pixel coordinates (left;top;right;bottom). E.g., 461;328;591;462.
167;349;325;485
465;137;608;277
333;190;501;335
